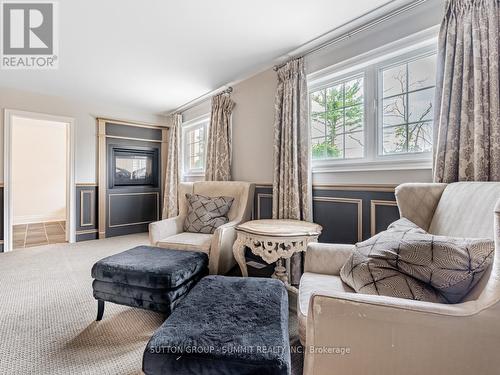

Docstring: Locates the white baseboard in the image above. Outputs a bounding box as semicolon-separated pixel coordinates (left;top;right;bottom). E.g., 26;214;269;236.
13;214;66;225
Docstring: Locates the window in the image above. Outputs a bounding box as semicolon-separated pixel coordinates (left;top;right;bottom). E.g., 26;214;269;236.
182;118;209;177
311;76;364;160
308;41;437;171
380;54;436;155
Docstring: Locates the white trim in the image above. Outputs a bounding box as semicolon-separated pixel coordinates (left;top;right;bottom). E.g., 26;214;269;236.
181;115;210;179
3;109;76;252
13;215;66;226
313;159;432;173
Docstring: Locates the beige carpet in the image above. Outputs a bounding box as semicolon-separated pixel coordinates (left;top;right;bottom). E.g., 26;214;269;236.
0;234;303;375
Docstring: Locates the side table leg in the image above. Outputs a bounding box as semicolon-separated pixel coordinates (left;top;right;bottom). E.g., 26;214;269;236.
232;235;248;277
272;259;288;284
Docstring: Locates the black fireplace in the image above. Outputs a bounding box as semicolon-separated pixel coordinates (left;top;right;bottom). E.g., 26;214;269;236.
110;147;159;188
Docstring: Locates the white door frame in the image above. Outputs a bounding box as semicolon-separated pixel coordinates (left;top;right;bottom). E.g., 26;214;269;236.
3;109;76;251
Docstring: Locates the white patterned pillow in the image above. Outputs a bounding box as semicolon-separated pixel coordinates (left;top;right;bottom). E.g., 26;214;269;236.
340;218;494;303
183;194;234;234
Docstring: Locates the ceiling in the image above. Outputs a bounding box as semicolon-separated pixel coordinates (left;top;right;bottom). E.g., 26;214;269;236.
0;0;397;114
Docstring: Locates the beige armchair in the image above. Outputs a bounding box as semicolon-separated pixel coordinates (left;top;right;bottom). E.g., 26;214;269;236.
149;181;255;275
299;182;500;375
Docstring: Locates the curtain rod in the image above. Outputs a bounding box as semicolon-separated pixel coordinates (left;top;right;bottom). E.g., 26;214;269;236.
170;86;232;115
273;0;428;71
170;0;428;114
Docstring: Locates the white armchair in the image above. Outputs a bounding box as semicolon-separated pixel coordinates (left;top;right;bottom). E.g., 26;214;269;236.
299;182;500;375
149;181;255;275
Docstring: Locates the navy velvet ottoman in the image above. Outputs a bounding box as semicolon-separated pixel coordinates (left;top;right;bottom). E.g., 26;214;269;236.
143;276;291;375
91;246;208;320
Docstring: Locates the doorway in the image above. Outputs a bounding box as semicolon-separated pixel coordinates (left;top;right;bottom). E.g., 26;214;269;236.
4;110;75;252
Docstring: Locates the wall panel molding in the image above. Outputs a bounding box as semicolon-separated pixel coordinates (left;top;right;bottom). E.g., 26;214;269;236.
80;190;95;227
253;185;398;245
108;192;160;228
76;185;98;241
256;193;273;220
76;229;98;235
314;196;363;242
370;199;398;236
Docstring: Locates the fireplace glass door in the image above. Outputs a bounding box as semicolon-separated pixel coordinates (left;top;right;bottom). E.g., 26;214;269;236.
112;148;158;187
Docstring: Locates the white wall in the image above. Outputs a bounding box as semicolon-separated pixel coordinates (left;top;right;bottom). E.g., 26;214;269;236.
12;117;67;224
0;87;168;183
181;0;443;185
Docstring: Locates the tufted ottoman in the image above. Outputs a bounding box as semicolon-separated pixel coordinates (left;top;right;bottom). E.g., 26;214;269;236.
143;275;291;375
91;246;208;320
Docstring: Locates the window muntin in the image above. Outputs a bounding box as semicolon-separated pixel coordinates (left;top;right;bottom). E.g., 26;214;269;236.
380;54;436;155
308;45;437;171
182;119;209;176
310;76;364;161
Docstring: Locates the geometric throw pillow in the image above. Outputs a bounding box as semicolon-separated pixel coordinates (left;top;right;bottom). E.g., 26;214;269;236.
183;194;234;234
340;218;495;303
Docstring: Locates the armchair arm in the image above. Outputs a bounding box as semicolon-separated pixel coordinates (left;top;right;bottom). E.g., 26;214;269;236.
305;291;494;375
309;290;476;317
148;216;184;245
304;243;355;276
395;182;447;230
209;220;240;275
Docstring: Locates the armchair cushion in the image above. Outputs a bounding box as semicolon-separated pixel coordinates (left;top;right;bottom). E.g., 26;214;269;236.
340;218;495;303
157;232;213;253
183;194;234;234
298;272;353;344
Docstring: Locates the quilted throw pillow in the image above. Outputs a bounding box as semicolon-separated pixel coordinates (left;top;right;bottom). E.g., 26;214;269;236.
183;194;234;234
340;218;494;303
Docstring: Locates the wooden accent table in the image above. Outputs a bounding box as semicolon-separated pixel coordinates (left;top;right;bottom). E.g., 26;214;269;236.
232;219;322;292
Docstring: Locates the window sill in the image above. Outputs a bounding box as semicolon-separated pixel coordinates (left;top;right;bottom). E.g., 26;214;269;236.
312;159;432;174
183;172;205;177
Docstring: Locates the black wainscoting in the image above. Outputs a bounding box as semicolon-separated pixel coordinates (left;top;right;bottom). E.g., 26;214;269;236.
1;184;400;247
106;190;159;237
253;185;400;244
76;185;98;242
105;136;161;238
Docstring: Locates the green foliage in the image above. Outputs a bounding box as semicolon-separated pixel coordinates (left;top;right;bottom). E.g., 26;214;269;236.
312;142;340;159
311;79;363;159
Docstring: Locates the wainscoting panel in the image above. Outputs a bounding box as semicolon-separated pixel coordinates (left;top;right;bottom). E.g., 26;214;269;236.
106;191;159;237
253;185;400;244
76;185;98;242
313;196;362;243
371;200;400;236
254;189;273;220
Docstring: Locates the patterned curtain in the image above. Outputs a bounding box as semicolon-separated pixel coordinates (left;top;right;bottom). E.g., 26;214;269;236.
205;93;235;181
272;57;312;285
433;0;500;182
162;113;182;218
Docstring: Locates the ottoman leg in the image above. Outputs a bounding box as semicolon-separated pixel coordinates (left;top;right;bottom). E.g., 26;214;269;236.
96;300;105;321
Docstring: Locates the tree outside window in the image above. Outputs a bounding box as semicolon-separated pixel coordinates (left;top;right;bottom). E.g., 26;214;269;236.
310;76;364;160
381;54;436;155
